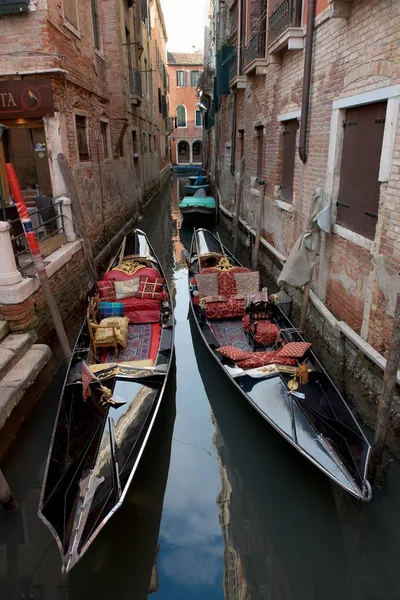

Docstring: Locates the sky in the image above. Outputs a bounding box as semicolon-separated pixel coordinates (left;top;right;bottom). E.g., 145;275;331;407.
161;0;206;52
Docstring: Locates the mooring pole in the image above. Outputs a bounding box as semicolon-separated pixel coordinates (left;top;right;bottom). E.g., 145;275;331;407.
369;293;400;484
0;469;18;512
252;181;265;271
5;163;71;359
233;155;245;255
299;281;311;333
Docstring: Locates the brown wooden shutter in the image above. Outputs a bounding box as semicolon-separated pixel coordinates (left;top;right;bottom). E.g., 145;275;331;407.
281;119;298;202
337;101;386;240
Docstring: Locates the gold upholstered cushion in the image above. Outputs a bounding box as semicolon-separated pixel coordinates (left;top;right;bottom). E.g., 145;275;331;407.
95;316;129;347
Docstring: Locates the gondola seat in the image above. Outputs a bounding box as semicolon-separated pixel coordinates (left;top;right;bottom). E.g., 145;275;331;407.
194;268;259;319
87;297;129;358
100;266;163;323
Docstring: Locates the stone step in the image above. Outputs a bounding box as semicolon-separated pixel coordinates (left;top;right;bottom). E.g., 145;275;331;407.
0;332;37;381
0;345;52;431
0;321;8;343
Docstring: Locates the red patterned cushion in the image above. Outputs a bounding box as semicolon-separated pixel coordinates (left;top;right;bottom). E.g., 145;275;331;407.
217;271;237;297
252;321;280;345
237;352;297;370
242;314;251;331
136;276;165;299
205;298;245;320
278;342;312;358
217;346;249;361
95;280;116;302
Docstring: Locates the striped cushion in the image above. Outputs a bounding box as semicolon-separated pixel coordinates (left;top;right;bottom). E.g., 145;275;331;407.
99;301;125;319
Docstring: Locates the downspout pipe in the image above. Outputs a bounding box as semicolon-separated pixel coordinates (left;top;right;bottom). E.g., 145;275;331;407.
299;0;316;163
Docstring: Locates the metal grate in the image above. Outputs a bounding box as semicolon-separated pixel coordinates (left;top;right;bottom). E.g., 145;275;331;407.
244;30;266;69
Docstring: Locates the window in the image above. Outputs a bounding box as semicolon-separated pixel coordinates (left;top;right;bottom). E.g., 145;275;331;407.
132;130;138;155
144;58;148;96
100;121;110;159
75;115;89;162
63;0;78;30
229;0;238;33
126;27;134;94
190;70;201;87
195;110;203;127
176;70;186;87
148;133;152;152
337;101;386;240
158;88;162;114
281;119;298;202
91;0;101;50
176;105;187;127
193;140;202;158
255;125;264;180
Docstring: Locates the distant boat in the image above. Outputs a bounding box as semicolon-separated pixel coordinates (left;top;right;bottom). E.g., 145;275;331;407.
171;165;202;175
38;229;175;574
183;175;210;196
188;228;372;501
179;188;216;223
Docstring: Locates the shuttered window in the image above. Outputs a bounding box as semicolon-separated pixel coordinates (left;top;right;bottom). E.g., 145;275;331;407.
176;105;186;127
176;70;186;87
256;125;264;180
281;119;298;203
190;70;201;87
337;101;386;240
91;0;101;50
195;110;203;127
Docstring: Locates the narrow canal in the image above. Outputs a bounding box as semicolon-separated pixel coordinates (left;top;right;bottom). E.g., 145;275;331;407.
1;176;400;600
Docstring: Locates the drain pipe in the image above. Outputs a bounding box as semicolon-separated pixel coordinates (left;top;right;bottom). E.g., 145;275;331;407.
299;0;316;163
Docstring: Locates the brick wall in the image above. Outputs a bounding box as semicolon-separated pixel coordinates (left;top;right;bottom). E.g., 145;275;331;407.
215;0;400;355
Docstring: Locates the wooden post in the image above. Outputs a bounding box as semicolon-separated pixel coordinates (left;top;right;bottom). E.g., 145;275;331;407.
369;293;400;484
233;156;245;254
0;469;18;512
299;280;311;333
252;181;265;270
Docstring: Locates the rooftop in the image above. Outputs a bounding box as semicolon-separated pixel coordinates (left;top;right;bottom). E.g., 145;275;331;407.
167;50;204;66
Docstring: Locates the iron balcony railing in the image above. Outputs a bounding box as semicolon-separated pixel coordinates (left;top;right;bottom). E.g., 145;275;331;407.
228;55;238;82
5;200;66;274
243;30;266;69
268;0;302;45
129;68;143;98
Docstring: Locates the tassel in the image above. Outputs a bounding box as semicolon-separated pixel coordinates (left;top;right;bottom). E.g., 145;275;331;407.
297;362;309;385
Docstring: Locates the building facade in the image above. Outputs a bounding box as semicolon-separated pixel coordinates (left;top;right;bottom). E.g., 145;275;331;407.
203;0;400;450
167;51;204;165
0;0;170;438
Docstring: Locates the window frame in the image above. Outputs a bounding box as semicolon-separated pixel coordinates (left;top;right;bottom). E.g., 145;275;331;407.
176;105;187;128
100;119;111;160
176;70;187;87
280;119;298;203
62;0;80;36
90;0;102;52
75;113;90;163
326;84;400;248
255;125;264;181
190;70;201;87
195;109;203;128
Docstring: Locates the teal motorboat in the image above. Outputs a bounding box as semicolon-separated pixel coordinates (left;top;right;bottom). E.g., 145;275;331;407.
179;189;216;222
183;175;210;196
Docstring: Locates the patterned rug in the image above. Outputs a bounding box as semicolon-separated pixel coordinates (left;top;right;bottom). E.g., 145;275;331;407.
105;323;152;363
211;320;251;352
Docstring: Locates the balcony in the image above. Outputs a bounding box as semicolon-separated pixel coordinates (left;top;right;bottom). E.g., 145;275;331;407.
268;0;304;54
129;69;143;104
228;56;246;91
243;31;269;76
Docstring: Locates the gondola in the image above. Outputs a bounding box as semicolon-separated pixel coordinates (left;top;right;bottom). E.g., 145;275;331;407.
38;229;174;575
188;228;372;501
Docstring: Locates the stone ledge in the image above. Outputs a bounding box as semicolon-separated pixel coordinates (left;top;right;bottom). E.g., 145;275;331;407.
0;332;37;380
0;345;51;431
0;240;82;305
0;322;8;342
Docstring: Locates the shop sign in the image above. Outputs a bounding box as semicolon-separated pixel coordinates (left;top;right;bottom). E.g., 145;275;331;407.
0;79;54;119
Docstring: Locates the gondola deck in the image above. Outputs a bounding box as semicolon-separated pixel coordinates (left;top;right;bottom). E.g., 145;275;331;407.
188;228;372;501
38;230;174;574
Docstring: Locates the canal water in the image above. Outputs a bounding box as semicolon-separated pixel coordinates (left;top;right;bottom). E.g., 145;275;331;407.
1;176;400;600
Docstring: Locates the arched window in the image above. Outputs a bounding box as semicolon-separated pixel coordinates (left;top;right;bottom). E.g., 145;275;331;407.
176;105;187;128
193;140;202;156
177;140;190;164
